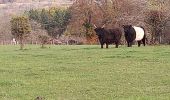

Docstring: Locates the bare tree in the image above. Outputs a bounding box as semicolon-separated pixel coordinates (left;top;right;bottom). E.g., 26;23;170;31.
10;16;31;50
145;0;170;44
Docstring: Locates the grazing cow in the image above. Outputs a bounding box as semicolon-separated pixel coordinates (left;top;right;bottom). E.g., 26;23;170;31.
123;25;146;47
94;25;122;48
11;38;17;45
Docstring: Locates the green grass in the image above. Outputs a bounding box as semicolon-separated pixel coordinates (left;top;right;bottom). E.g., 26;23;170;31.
0;45;170;100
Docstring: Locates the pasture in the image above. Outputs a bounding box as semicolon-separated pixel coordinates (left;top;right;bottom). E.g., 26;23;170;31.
0;45;170;100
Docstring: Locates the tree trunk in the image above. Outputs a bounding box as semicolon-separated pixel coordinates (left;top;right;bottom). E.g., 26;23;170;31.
41;44;44;48
20;36;24;50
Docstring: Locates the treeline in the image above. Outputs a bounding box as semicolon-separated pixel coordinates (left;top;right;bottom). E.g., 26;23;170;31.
67;0;170;44
28;8;71;38
6;0;170;46
10;8;72;49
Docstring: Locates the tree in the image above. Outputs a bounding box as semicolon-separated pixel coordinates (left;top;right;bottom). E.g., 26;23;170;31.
145;0;170;44
69;0;99;44
48;8;71;38
145;10;167;44
38;35;49;48
10;16;31;50
68;0;147;44
40;9;50;30
28;19;49;45
28;8;71;39
28;9;40;22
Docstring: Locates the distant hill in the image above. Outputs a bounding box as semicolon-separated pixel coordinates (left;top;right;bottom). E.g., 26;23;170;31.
0;0;73;4
0;0;73;17
0;0;73;11
0;0;73;40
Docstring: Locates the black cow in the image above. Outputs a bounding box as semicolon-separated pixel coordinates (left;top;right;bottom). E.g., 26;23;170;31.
94;25;122;48
123;25;146;47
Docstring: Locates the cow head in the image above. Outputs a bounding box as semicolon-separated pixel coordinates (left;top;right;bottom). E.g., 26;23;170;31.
93;24;105;36
122;25;132;33
94;27;105;37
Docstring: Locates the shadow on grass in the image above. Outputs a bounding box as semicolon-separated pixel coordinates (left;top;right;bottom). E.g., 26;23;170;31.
14;48;32;51
104;55;133;59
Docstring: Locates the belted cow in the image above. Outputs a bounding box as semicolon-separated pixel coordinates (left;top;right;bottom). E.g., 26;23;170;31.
123;25;146;47
94;25;122;48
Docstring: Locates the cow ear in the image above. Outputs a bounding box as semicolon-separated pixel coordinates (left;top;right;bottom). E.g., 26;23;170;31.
93;24;97;29
101;24;105;28
122;25;125;28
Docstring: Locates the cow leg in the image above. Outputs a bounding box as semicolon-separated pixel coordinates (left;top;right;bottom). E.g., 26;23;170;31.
130;42;133;47
115;44;118;48
106;43;109;48
127;42;130;47
101;44;103;48
142;35;146;46
128;42;132;47
138;41;141;47
115;42;119;48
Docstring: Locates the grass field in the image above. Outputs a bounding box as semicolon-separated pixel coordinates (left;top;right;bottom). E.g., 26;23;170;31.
0;45;170;100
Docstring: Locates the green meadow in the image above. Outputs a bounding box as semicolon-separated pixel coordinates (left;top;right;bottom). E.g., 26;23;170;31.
0;45;170;100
